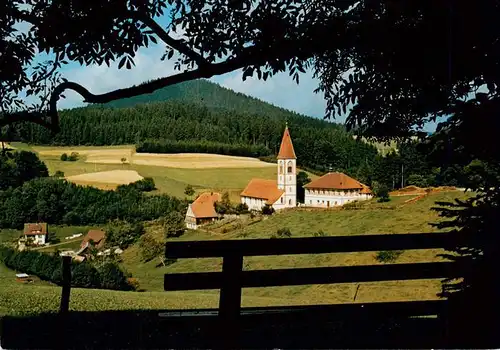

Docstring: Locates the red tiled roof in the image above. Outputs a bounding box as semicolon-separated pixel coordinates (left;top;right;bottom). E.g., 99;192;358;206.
304;172;364;190
190;192;220;218
240;179;285;205
360;183;372;194
277;126;296;159
82;230;106;248
24;223;48;235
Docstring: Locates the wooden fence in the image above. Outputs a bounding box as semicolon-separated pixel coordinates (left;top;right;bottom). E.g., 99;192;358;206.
164;232;464;346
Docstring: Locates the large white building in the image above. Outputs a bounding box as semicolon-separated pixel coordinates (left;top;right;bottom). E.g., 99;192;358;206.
304;172;372;208
240;126;297;211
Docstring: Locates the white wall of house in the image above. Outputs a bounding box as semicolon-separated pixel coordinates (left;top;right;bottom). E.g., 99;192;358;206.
241;196;267;211
304;189;372;208
25;234;46;245
277;159;296;207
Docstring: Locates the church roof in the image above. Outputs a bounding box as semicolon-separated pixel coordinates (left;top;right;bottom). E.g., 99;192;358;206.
277;126;296;159
189;192;221;218
304;172;365;190
240;179;285;205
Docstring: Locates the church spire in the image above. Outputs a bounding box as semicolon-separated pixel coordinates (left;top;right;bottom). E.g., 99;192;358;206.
277;125;296;159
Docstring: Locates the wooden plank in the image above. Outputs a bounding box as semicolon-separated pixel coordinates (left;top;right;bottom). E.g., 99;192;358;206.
165;232;455;258
59;256;72;314
164;262;461;291
218;254;244;348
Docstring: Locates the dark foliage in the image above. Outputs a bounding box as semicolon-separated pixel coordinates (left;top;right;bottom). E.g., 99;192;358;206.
163;211;186;239
261;204;275;216
297;171;311;203
0;177;186;229
138;139;271;158
0;246;133;291
104;220;145;250
0;150;48;190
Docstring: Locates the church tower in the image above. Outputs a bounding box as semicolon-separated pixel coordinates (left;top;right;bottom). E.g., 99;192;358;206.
277;124;297;207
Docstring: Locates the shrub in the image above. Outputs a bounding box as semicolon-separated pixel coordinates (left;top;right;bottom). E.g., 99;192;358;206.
68;152;79;161
54;170;65;177
60;153;68;161
375;250;403;263
105;220;145;249
276;227;292;238
235;203;249;214
261;204;274;215
95;261;135;291
164;211;186;238
133;177;156;192
184;185;195;196
372;181;391;203
139;234;165;262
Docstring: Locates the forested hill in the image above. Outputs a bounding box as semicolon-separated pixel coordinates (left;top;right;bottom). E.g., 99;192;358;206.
6;79;379;175
104;79;305;119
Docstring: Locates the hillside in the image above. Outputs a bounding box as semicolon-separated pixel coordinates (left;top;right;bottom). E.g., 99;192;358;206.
0;189;473;317
104;79;304;118
7;79;379;175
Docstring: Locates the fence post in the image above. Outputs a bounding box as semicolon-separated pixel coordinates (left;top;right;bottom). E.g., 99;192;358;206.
219;254;244;347
59;255;72;314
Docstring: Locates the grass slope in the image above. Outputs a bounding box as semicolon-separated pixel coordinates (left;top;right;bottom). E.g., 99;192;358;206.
0;190;472;317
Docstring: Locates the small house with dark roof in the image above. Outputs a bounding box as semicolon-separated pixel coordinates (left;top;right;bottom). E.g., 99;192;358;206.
22;223;48;246
304;172;373;208
185;192;221;229
240;125;297;211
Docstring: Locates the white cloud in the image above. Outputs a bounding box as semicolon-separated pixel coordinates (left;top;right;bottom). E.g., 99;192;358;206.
58;44;177;109
212;69;332;121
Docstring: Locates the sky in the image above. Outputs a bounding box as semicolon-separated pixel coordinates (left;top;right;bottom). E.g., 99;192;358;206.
20;11;439;133
57;44;332;120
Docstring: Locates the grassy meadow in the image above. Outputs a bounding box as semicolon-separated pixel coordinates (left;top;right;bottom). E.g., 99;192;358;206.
0;189;472;317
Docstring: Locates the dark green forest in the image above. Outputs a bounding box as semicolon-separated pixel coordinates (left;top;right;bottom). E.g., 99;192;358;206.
2;79;464;189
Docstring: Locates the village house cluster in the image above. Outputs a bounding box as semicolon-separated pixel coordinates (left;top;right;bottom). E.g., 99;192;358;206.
185;125;373;229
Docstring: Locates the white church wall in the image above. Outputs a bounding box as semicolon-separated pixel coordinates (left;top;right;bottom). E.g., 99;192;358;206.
277;159;297;208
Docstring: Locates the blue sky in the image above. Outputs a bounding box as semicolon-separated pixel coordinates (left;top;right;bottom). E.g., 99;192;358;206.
28;11;439;132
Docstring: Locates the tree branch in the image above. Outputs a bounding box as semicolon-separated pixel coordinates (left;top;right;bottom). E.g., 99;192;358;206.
129;11;208;67
0;111;55;131
47;51;266;130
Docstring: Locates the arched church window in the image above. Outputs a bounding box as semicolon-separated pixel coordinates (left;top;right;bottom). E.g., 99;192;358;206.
287;161;293;174
289;199;292;205
279;162;284;174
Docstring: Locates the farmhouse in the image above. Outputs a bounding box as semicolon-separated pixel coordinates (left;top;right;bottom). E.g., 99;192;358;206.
22;223;48;246
80;229;106;251
185;192;221;229
240;126;297;211
304;172;372;208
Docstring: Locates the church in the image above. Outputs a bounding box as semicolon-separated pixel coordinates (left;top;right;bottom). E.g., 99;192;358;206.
240;125;297;211
240;125;373;211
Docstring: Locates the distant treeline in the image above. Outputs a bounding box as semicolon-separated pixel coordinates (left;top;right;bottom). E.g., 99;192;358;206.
0;246;134;291
4;99;378;175
136;139;271;157
0;177;187;229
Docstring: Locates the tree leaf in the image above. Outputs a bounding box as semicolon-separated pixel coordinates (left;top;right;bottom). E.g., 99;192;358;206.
118;56;127;69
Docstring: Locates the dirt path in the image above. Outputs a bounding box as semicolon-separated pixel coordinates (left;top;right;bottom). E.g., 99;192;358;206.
33;238;82;251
